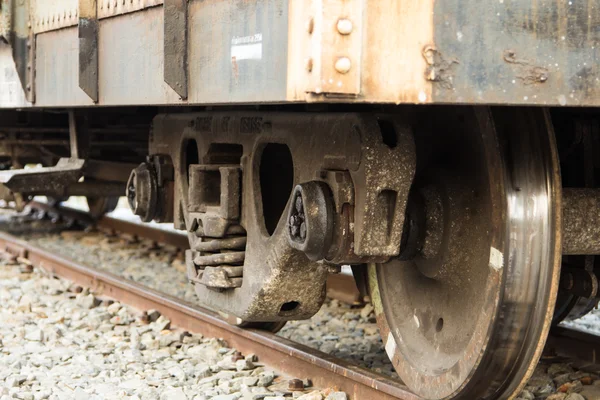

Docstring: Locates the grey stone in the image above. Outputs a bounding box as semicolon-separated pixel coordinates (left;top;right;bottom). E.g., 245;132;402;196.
236;359;255;371
24;329;44;342
565;394;585;400
75;293;97;309
160;387;187;400
325;392;347;400
296;392;323;400
154;316;171;332
6;375;27;387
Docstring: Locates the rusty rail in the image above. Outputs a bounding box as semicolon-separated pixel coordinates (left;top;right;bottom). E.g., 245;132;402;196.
14;201;600;397
546;326;600;366
0;231;418;400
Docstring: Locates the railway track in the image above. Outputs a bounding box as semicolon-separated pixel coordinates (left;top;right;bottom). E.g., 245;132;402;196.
1;202;600;399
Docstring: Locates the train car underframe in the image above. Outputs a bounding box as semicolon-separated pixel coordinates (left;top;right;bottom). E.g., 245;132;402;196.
2;0;600;399
1;105;600;400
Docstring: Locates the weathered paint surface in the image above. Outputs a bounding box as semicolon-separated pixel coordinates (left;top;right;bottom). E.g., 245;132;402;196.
3;0;600;107
432;0;600;106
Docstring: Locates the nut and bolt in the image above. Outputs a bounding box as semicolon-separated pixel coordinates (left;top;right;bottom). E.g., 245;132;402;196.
289;193;307;242
288;378;304;391
335;57;352;74
337;18;353;35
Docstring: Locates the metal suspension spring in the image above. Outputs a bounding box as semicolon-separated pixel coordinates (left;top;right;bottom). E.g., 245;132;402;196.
191;225;247;288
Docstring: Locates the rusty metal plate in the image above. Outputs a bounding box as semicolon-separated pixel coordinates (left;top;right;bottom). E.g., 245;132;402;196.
305;0;363;96
78;0;98;102
163;0;187;99
19;0;600;107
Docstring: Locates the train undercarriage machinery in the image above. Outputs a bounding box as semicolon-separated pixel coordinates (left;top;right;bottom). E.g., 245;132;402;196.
1;1;600;399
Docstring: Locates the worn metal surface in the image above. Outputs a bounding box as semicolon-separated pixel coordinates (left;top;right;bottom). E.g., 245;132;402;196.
0;157;84;193
286;182;333;261
28;200;366;306
0;231;420;400
78;0;98;102
547;326;600;365
150;111;414;322
35;27;93;106
0;0;11;42
0;45;29;107
369;107;562;399
163;0;187;99
303;0;363;96
68;110;90;159
563;188;600;255
18;0;600;107
6;0;35;103
127;156;174;223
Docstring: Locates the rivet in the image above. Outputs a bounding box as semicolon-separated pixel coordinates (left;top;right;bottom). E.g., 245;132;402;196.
306;58;313;72
307;17;314;34
337;18;353;35
334;57;351;74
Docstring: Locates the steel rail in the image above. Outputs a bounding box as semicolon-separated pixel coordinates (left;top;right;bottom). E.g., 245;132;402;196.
0;231;419;400
546;326;600;365
16;202;600;396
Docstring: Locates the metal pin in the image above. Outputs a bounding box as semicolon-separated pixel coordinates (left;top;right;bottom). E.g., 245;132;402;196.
335;57;352;74
337;18;353;35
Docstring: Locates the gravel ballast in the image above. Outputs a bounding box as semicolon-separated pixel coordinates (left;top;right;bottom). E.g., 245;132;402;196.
0;261;345;400
10;220;600;400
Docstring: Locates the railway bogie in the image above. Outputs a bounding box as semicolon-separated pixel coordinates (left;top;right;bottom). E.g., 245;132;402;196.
2;1;600;399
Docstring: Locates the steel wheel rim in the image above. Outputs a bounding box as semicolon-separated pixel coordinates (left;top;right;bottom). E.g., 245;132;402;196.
369;107;561;400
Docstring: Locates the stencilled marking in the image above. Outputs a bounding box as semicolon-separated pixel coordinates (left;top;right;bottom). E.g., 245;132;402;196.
231;33;263;61
385;332;397;359
489;247;504;271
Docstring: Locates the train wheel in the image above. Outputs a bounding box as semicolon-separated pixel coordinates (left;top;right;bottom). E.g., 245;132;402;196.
86;196;119;219
369;107;562;399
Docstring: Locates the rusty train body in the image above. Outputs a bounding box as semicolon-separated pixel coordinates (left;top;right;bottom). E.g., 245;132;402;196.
1;1;600;399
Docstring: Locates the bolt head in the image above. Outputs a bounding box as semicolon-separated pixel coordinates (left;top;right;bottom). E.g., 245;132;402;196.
307;17;314;34
335;57;352;74
337;18;353;35
306;57;313;73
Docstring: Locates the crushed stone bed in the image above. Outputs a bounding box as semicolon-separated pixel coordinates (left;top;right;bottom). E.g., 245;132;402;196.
0;261;346;400
14;230;600;400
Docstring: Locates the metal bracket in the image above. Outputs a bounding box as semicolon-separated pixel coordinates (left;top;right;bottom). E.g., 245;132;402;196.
164;0;188;99
0;158;85;194
3;0;35;103
68;111;90;160
78;0;98;102
306;0;363;96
